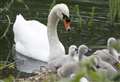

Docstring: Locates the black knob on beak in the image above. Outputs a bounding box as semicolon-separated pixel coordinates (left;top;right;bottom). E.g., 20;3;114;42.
67;28;71;31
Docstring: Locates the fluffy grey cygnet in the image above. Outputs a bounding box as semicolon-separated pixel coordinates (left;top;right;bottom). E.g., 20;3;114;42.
57;45;90;78
48;45;78;72
93;37;119;66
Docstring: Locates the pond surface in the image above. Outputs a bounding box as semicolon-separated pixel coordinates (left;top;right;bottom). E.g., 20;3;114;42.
0;0;120;61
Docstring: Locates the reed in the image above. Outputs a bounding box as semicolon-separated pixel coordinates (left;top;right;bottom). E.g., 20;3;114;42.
49;0;56;12
0;15;11;39
109;0;120;22
88;7;96;29
75;5;83;30
16;0;29;10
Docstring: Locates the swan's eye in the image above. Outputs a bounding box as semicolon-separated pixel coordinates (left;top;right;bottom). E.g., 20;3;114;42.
66;19;70;22
62;13;70;22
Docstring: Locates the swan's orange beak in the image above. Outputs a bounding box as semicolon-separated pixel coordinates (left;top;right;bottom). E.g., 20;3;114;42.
64;20;71;31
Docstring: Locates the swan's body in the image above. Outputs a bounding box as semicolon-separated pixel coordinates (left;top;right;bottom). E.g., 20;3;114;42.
13;3;71;73
14;15;49;61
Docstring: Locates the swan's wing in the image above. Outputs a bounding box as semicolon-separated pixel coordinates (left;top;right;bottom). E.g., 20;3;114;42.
13;18;49;61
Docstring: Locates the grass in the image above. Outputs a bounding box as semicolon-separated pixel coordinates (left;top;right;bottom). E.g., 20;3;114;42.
0;63;15;82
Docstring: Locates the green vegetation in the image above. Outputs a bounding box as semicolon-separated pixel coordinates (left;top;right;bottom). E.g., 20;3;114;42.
88;7;96;29
74;5;83;30
0;15;11;39
49;0;56;12
0;63;15;82
109;0;120;23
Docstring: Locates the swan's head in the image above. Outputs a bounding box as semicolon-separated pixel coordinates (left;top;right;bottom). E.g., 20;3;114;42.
107;37;117;48
78;45;91;56
68;45;78;57
51;3;71;31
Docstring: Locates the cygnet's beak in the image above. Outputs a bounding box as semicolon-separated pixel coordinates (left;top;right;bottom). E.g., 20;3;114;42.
84;48;92;56
88;48;92;52
75;48;78;54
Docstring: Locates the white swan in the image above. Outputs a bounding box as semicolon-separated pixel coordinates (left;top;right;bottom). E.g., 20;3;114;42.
13;3;71;73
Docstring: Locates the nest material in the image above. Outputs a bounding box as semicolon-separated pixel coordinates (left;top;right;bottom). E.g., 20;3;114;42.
15;66;59;82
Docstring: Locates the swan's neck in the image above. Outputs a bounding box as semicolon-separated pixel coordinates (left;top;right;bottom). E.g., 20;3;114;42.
47;11;65;60
47;12;59;43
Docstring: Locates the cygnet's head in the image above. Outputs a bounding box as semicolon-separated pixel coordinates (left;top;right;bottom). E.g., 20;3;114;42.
49;3;71;31
78;45;91;60
78;45;91;55
68;45;78;57
107;37;117;48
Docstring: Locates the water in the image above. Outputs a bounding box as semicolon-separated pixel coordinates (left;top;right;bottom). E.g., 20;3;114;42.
0;0;120;61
